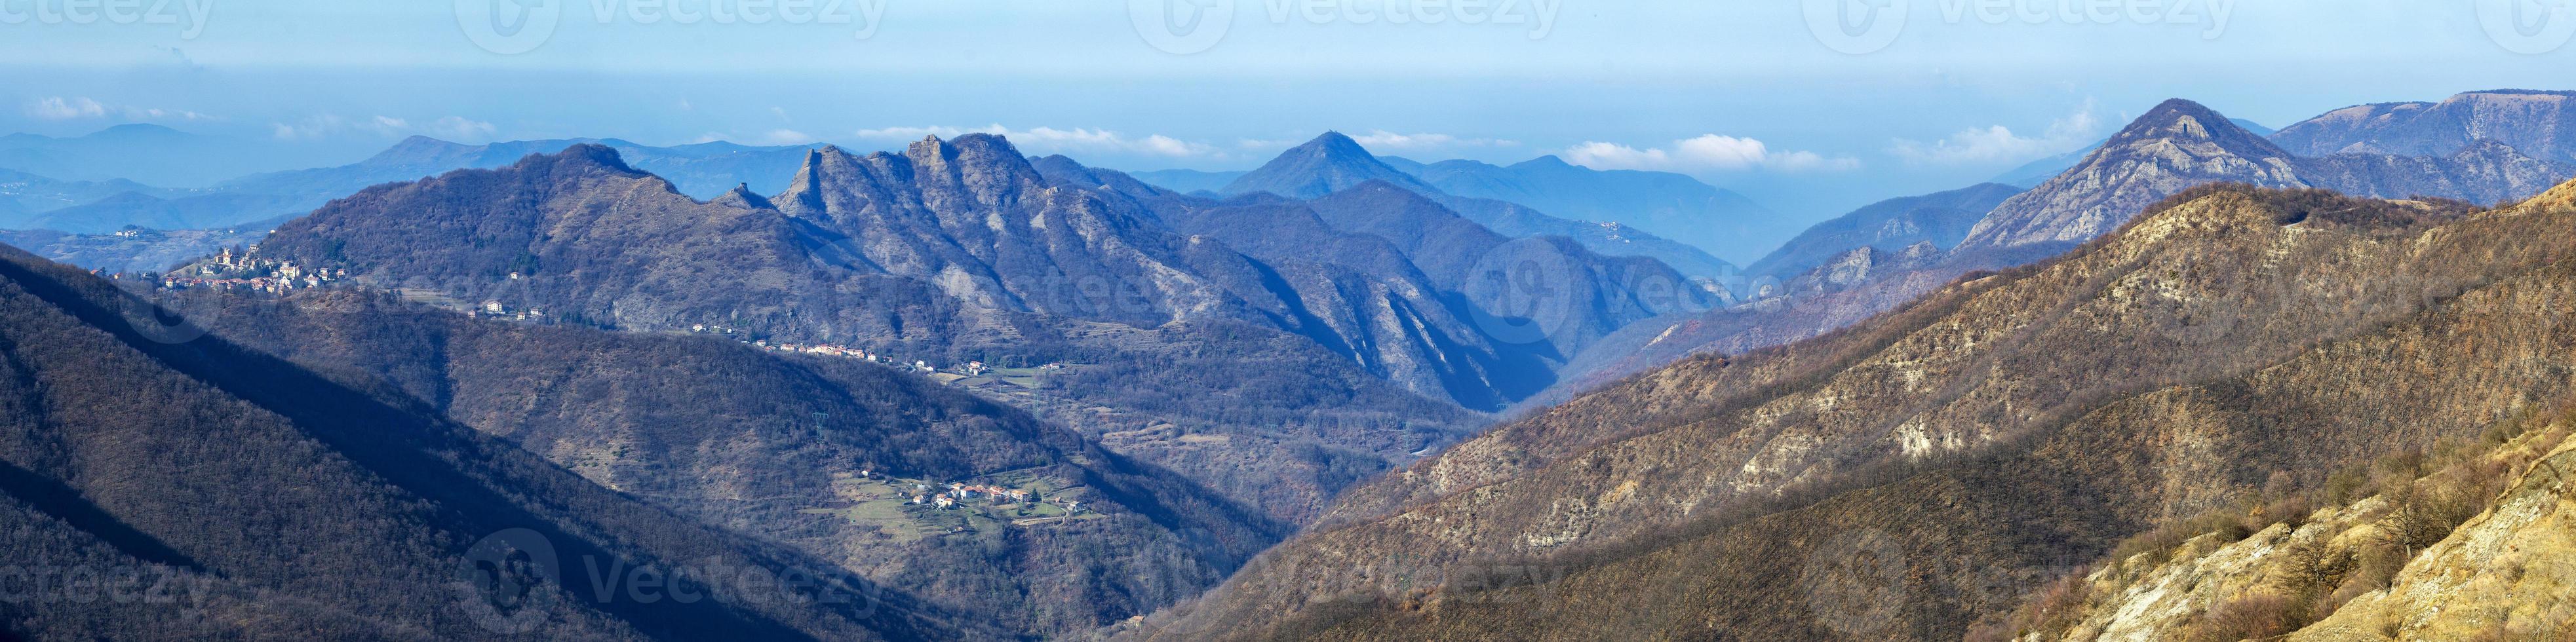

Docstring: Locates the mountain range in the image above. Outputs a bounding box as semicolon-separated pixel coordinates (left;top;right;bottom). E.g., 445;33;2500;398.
1743;182;2025;280
1962;99;2573;252
1535;97;2576;406
1215;133;1743;278
0;244;966;640
14;87;2576;640
1131;176;2576;640
2272;89;2576;162
3;136;813;236
0;124;341;188
244;135;1721;535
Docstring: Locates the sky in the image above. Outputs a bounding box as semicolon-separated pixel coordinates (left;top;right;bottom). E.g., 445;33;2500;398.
3;0;2575;227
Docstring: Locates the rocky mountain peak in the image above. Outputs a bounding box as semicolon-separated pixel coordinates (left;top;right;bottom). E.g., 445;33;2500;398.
1221;132;1433;199
711;182;774;210
2117;98;2291;158
1955;100;2311;252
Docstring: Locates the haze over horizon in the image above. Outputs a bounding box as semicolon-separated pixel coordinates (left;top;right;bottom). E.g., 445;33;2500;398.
8;1;2575;220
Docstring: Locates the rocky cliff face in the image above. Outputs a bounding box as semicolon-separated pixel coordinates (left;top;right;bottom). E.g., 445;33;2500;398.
1131;180;2576;640
1985;406;2576;641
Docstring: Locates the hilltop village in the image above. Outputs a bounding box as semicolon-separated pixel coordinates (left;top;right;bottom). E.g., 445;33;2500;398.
108;244;349;294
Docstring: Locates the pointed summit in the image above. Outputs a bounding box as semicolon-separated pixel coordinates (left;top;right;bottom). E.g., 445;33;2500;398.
775;147;846;216
1958;96;2571;254
1222;132;1435;199
2109;98;2290;159
1956;99;2308;252
711;182;775;210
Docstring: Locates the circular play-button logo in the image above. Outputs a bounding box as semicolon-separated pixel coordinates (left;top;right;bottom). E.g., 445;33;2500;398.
456;0;563;55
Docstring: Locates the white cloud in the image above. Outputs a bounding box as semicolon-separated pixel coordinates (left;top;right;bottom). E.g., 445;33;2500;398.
31;97;217;123
429;117;499;142
750;129;814;145
128;107;212;121
271;114;499;142
1563;134;1859;173
853;124;987;140
853;124;1219;158
1888;100;2103;166
1348;130;1519;151
28;97;109;120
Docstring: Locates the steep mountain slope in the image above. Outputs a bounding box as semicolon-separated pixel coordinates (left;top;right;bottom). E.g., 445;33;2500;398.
1746;182;2025;279
2273;89;2576;163
0;245;960;640
194;289;1285;639
1133;181;2576;640
247;139;1505;525
1991;119;2274;188
1959;99;2572;252
1221;133;1738;278
1222;133;1440;200
1977;406;2576;641
1551;99;2573;406
1298;183;1726;356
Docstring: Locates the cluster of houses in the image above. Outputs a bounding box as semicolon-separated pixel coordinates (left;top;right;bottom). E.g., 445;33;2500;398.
468;300;547;322
141;246;349;294
686;324;970;374
889;478;1083;515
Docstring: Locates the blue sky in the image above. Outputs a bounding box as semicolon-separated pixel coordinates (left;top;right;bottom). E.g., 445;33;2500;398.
4;0;2575;219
